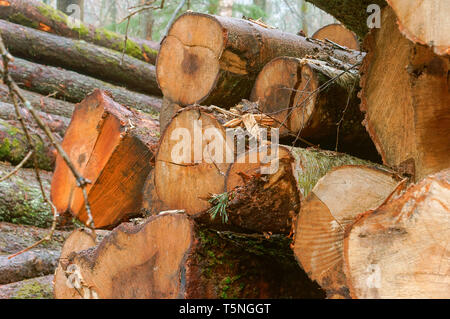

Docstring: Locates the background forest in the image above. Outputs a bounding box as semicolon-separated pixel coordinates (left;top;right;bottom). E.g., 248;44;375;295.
41;0;338;42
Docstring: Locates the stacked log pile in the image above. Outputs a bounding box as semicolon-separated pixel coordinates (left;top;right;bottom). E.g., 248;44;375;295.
1;0;448;299
0;0;163;285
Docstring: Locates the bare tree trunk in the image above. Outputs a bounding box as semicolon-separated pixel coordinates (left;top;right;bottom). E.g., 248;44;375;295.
219;0;234;17
140;0;154;40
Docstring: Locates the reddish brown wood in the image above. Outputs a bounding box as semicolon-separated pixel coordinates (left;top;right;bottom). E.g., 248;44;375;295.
54;213;325;299
51;90;159;228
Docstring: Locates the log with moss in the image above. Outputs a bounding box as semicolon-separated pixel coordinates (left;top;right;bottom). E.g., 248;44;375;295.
0;20;161;96
157;12;364;108
0;83;75;118
54;213;325;299
0;118;56;171
304;0;387;38
0;101;69;137
2;57;162;115
0;275;54;299
0;162;54;228
0;0;159;64
218;146;387;234
154;106;383;234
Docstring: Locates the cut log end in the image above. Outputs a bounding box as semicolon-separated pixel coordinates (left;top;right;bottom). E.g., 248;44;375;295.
387;0;450;56
360;7;450;181
54;213;326;299
53;228;97;299
292;165;403;298
344;168;450;299
312;24;360;51
51;90;159;228
157;14;223;106
154;106;230;215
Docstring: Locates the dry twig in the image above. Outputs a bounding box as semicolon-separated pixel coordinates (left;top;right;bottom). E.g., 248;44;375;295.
0;35;96;258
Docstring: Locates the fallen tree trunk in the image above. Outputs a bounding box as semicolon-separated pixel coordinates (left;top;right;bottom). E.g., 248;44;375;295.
0;20;161;96
360;7;450;181
304;0;387;38
250;57;380;161
154;106;381;233
156;12;364;108
0;249;59;285
219;146;384;234
292;165;404;299
0;275;54;299
54;213;325;299
51;90;159;229
344;168;450;299
0;0;159;64
0;118;56;170
386;0;449;56
0;222;69;256
0;83;75;118
0;163;54;228
311;24;360;51
3;57;162;114
0;101;69;137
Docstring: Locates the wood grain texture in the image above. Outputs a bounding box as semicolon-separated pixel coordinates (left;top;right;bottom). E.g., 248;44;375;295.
344;168;450;299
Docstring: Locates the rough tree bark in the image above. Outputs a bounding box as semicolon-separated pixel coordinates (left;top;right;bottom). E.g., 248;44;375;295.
156;12;363;108
359;7;450;181
159;97;182;134
54;213;326;299
0;84;75;118
0;275;54;299
344;168;450;299
154;106;380;233
0;20;161;96
0;118;56;171
0;101;69;137
0;163;54;228
2;57;162;114
0;0;159;64
51;90;160;229
312;24;360;51
292;165;404;298
304;0;387;38
0;249;60;285
220;146;384;234
250;57;379;161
